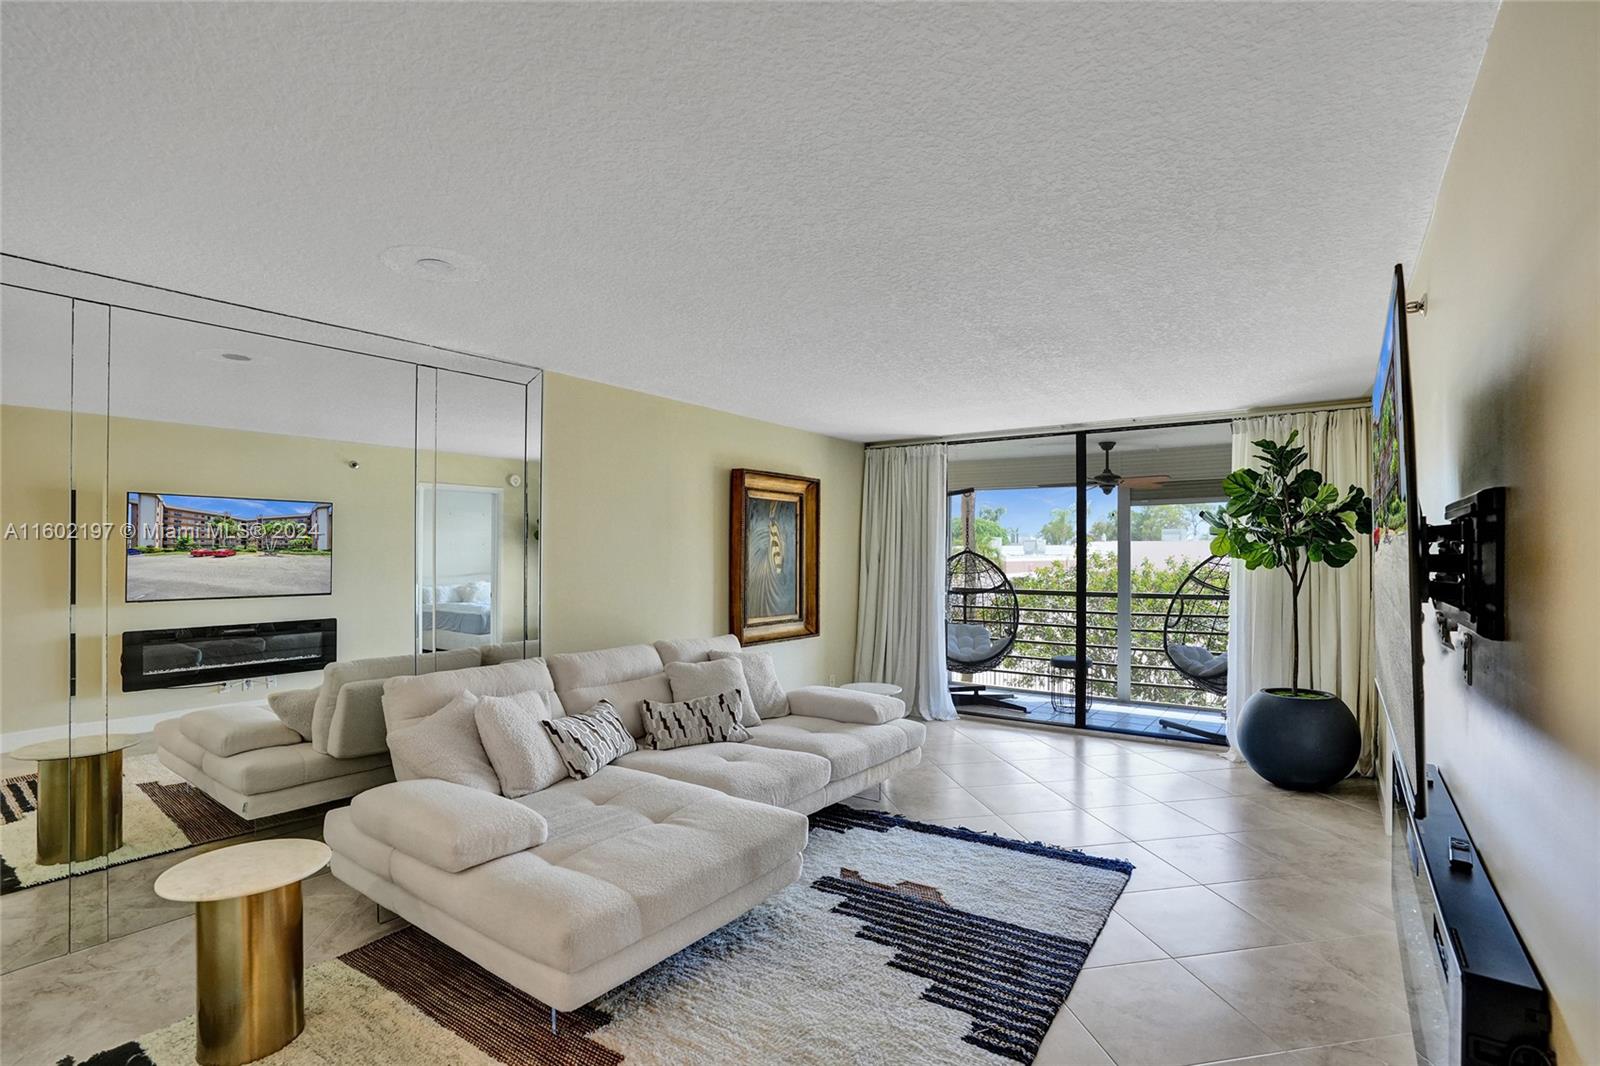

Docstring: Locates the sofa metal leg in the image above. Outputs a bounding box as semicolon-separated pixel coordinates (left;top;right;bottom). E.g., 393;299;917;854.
550;1006;558;1035
376;903;399;925
855;782;883;802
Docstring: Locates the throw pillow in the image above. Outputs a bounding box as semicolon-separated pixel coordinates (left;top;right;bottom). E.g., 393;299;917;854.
266;687;317;741
708;649;789;719
540;700;636;780
640;689;752;750
664;659;760;727
474;689;568;797
385;689;501;792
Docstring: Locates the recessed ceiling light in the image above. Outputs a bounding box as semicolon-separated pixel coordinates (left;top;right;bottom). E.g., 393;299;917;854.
381;245;483;283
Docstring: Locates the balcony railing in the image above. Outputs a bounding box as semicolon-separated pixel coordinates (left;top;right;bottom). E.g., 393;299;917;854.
954;587;1227;710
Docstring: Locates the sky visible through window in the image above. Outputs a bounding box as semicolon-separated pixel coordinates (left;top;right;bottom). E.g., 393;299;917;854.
956;487;1207;544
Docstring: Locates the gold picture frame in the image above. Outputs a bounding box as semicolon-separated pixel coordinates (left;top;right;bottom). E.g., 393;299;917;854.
729;469;820;644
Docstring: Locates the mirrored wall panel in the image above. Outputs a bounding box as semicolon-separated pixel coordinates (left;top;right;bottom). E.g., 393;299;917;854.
417;368;541;663
0;287;78;968
0;281;541;969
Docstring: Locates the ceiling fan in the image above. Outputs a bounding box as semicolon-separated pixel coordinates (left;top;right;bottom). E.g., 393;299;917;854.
1090;440;1172;495
1038;441;1174;493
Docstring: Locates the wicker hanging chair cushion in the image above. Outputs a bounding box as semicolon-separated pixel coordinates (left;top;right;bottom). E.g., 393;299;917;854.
1168;643;1228;680
946;623;995;664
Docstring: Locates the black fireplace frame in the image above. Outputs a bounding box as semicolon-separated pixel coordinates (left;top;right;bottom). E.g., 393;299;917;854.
120;618;337;692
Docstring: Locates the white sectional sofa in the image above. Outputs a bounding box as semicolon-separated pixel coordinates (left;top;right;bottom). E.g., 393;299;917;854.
324;633;925;1012
154;644;530;818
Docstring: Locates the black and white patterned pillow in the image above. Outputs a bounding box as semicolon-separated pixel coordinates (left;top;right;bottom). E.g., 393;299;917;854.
640;688;752;751
539;700;637;779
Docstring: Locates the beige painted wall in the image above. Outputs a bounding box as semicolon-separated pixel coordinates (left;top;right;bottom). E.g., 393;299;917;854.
0;404;535;736
1407;4;1599;1059
540;372;865;690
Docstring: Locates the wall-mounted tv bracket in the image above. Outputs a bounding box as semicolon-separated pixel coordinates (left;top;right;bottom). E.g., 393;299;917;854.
1425;486;1506;648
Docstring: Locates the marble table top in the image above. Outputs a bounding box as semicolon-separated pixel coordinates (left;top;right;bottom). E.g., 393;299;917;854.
842;682;904;697
9;734;140;761
154;839;331;903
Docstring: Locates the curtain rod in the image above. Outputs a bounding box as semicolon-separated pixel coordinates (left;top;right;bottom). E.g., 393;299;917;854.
865;396;1369;449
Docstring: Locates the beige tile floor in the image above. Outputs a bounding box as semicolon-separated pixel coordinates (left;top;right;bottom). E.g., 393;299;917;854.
0;716;1412;1066
887;718;1412;1066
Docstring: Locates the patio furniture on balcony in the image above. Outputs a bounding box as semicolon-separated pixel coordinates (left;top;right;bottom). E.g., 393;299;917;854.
1158;555;1230;740
1048;654;1082;713
946;574;1229;743
946;550;1025;710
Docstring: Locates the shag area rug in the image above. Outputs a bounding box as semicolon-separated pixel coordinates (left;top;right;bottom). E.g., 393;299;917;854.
2;753;250;892
64;806;1132;1066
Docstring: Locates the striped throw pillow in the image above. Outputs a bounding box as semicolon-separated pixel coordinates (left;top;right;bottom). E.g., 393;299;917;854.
539;700;637;779
640;688;751;751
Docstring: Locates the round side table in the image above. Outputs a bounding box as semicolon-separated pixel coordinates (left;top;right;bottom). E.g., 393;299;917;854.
1047;655;1081;713
841;682;903;697
10;734;139;864
155;838;331;1066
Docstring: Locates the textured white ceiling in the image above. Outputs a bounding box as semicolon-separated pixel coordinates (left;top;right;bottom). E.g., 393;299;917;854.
1;2;1496;442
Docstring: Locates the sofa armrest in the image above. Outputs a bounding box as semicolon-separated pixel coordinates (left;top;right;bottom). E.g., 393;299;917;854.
786;686;906;725
349;780;548;873
325;677;390;759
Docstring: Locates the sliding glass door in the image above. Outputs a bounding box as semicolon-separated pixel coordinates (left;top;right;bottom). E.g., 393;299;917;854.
944;422;1230;741
946;436;1086;727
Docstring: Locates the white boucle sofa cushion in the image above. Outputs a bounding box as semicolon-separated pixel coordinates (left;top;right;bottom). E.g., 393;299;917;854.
386;690;500;792
158;716;390;794
547;644;670;737
350;779;548;873
179;703;303;758
313;649;482;752
664;659;759;727
709;649;789;719
385;767;808;974
266;688;318;741
745;715;920;780
615;744;830;808
479;640;537;666
787;686;906;725
475;689;568;797
653;634;741;665
382;658;556;734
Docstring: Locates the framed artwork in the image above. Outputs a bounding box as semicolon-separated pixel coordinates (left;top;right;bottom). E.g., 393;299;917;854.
730;469;819;644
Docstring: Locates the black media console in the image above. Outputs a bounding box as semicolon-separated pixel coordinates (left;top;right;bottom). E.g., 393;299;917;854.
1393;764;1553;1065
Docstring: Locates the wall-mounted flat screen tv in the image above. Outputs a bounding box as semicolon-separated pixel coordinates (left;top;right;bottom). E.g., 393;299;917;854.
126;493;333;602
1370;264;1427;817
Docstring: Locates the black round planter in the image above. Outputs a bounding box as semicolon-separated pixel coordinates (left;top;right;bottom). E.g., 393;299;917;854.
1234;688;1360;790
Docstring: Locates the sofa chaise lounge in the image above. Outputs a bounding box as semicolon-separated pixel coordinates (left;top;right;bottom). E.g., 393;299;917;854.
324;633;924;1011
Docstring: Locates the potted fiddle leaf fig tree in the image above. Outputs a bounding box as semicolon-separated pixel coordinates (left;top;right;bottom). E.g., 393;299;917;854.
1202;431;1371;790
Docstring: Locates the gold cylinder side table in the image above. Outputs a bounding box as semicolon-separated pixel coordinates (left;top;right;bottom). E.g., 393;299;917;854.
10;734;139;864
154;839;331;1066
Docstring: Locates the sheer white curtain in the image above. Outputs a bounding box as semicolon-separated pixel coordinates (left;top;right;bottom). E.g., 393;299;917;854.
855;443;957;721
1226;408;1380;772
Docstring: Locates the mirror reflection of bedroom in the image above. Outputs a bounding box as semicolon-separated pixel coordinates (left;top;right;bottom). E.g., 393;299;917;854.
418;485;502;651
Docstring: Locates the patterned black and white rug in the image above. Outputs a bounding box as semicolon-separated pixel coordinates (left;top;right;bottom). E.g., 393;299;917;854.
63;805;1132;1065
